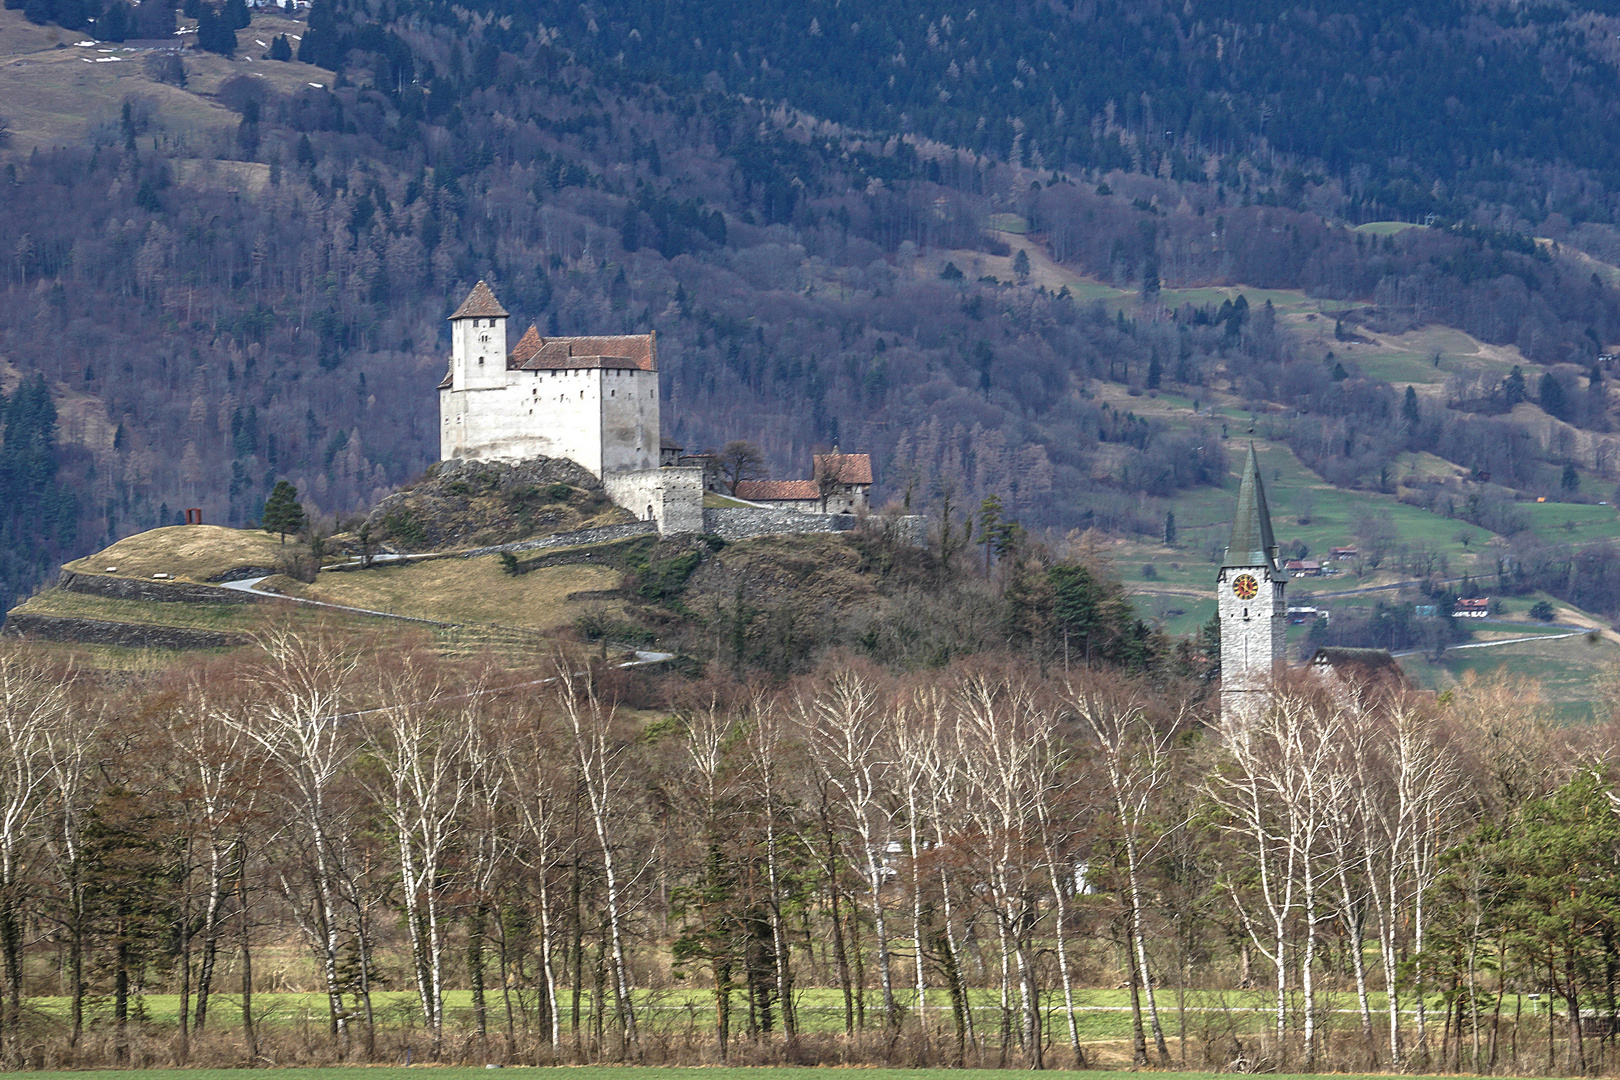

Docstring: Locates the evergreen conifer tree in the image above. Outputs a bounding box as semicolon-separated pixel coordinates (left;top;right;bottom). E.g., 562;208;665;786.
261;480;305;542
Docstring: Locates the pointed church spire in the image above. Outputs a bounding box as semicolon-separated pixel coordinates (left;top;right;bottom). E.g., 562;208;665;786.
1222;443;1280;569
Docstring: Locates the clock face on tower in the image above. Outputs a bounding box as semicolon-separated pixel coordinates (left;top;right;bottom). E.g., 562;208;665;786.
1232;574;1259;600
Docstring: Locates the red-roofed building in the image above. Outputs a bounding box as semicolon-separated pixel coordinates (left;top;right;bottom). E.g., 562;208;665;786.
735;451;873;514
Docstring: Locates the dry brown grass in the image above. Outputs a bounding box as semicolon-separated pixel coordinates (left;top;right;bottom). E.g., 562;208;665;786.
13;587;260;629
63;524;293;582
281;556;626;629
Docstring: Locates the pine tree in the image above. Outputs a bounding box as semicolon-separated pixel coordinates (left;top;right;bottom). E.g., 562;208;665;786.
1163;510;1176;546
261;480;305;542
98;0;129;41
1540;372;1568;420
196;4;235;56
268;33;290;60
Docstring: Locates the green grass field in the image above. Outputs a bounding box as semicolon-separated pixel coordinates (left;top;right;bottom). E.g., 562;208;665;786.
1354;221;1427;236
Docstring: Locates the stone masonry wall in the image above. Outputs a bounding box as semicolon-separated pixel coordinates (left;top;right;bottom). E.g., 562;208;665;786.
702;507;858;542
59;571;259;604
604;467;703;534
458;521;658;557
5;612;248;650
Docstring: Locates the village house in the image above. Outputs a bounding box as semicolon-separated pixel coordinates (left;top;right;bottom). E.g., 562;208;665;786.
735;452;873;515
1453;597;1491;619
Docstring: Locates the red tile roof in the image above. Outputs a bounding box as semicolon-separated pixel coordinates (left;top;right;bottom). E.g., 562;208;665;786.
515;333;656;372
736;480;821;501
450;280;509;319
508;324;543;366
815;452;873;485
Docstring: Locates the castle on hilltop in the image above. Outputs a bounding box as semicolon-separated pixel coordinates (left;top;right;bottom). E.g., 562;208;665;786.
439;281;662;475
437;281;873;537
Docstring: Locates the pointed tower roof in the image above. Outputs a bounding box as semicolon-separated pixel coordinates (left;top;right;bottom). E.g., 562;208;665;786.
449;280;508;320
1222;443;1282;571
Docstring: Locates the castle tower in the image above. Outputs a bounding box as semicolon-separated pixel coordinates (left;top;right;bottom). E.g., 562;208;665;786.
1218;444;1287;724
447;280;509;392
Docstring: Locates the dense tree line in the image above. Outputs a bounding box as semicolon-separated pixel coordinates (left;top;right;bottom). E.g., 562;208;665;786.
0;374;79;613
0;620;1609;1072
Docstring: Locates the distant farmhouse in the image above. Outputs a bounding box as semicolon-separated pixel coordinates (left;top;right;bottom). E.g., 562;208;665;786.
437;282;873;537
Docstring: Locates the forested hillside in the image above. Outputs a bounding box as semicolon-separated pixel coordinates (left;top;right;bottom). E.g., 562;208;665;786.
9;0;1620;612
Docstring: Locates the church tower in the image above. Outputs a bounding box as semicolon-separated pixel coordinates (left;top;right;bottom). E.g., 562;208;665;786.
1218;444;1287;724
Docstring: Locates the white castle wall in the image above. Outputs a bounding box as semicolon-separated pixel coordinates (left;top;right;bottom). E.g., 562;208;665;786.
441;367;661;476
604;467;703;535
599;369;660;474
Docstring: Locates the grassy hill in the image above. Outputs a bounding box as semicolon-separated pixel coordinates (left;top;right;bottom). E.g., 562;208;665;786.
8;521;648;668
0;5;329;154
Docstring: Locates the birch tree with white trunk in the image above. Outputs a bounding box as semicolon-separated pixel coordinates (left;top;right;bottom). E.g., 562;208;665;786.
359;657;476;1056
221;627;365;1054
800;669;900;1031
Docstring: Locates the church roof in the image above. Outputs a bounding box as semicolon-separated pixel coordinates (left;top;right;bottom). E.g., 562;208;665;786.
814;452;873;485
514;332;657;372
1222;443;1282;571
449;281;509;320
1309;647;1408;686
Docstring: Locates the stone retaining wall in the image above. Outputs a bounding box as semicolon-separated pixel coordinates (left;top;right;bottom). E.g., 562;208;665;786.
58;571;259;604
207;565;279;583
459;521;658;557
701;508;857;541
5;613;247;650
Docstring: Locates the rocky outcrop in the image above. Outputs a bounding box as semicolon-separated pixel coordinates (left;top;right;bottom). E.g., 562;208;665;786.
362;457;634;552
